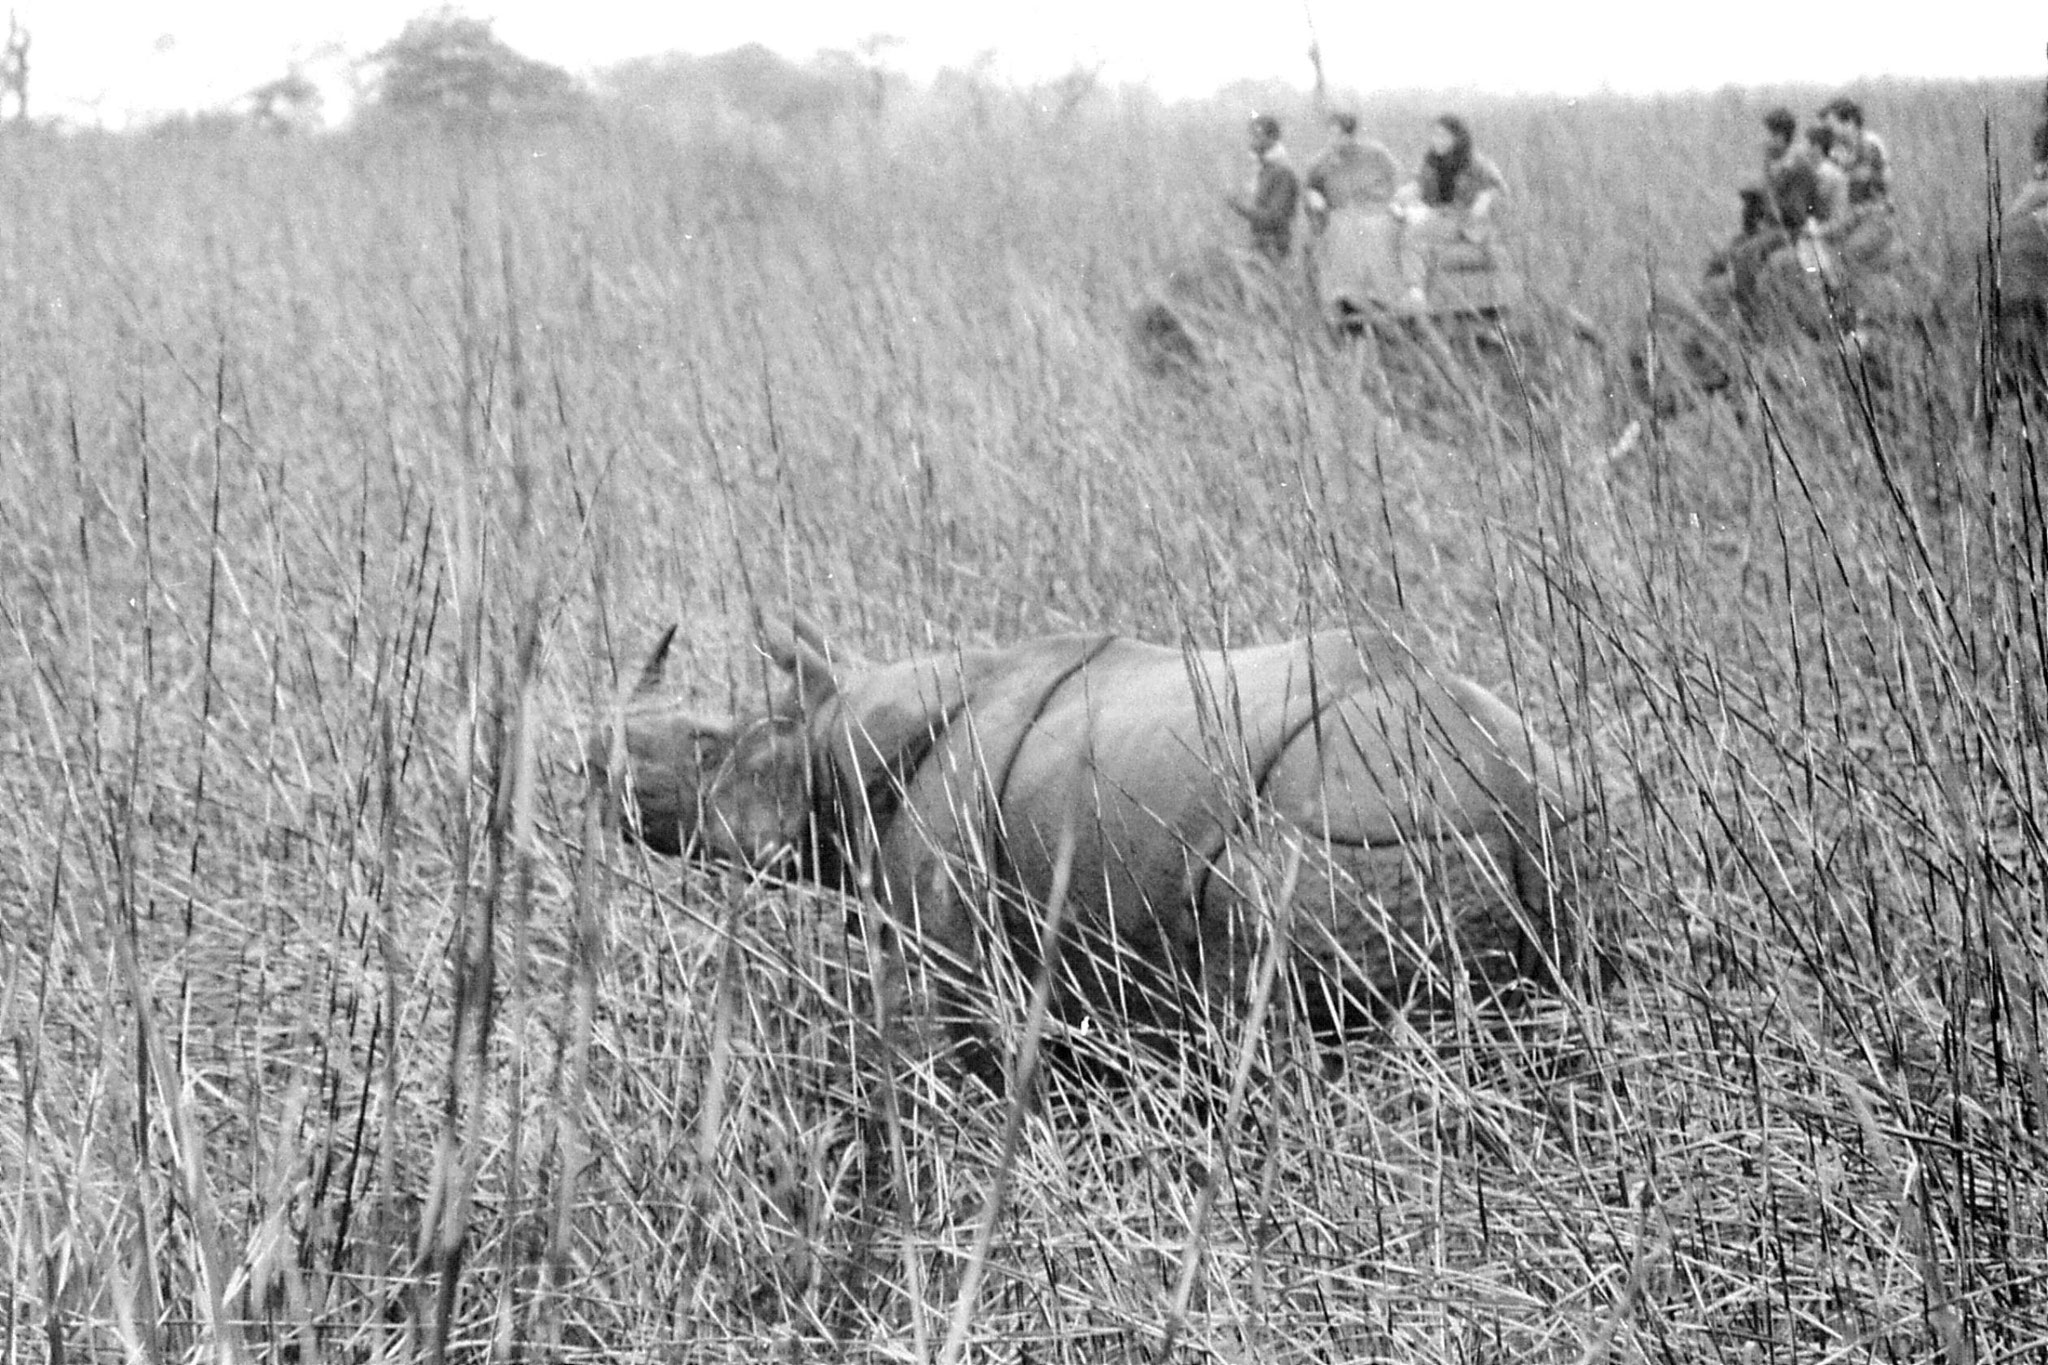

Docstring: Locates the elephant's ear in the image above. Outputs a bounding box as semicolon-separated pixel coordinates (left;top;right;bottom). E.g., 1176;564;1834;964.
757;614;853;710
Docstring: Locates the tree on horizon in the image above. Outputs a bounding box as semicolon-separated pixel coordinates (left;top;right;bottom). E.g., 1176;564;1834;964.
362;9;582;129
3;11;29;122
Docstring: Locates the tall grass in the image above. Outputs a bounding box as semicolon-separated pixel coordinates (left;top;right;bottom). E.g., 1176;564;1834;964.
1;75;2045;1362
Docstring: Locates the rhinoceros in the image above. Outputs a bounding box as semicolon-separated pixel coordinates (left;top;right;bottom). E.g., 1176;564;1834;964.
591;614;1588;1063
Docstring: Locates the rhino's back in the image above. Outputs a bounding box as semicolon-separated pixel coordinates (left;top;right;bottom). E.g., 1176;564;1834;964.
1000;631;1583;1005
843;625;1577;859
834;627;1582;990
1261;670;1582;846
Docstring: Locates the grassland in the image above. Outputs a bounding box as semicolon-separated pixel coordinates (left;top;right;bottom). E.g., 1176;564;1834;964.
3;73;2047;1362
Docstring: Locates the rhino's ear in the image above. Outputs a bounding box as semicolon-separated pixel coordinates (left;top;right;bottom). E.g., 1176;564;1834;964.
789;611;834;658
771;610;870;671
758;616;843;708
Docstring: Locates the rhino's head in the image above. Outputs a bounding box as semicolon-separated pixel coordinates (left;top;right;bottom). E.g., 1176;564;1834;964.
589;616;852;871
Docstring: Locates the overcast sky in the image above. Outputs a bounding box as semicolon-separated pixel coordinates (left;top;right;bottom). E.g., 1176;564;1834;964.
11;0;2044;126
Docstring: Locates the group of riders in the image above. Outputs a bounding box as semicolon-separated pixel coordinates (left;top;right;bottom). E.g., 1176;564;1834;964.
1703;100;1898;319
1227;109;1510;317
1218;97;2048;359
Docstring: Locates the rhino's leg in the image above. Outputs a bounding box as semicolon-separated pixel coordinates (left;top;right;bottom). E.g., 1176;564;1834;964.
879;823;1212;1096
859;761;1020;1094
1505;810;1590;985
1031;894;1231;1060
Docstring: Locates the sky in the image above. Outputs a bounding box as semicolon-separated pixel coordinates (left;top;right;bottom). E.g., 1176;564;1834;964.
8;0;2044;127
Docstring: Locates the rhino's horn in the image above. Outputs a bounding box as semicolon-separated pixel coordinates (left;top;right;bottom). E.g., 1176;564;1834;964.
634;624;680;699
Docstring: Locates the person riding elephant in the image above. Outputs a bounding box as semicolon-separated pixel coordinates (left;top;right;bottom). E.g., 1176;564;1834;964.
1708;109;1840;321
1998;120;2048;381
1791;123;1854;283
1305;110;1406;316
1759;108;1826;230
1391;114;1508;308
1811;98;1900;277
1819;97;1892;210
1303;110;1400;233
1228;113;1301;262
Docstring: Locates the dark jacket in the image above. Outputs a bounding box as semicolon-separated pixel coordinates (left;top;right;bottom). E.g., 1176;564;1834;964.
1417;152;1506;212
1237;151;1301;259
1764;147;1825;230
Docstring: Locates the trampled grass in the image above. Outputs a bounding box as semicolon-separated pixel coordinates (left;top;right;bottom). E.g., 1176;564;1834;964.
3;74;2047;1362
